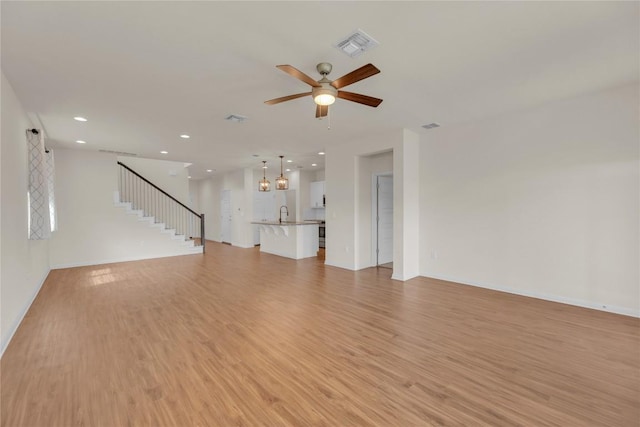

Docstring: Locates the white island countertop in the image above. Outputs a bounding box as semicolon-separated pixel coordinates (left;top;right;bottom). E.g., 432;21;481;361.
251;221;321;226
252;221;319;259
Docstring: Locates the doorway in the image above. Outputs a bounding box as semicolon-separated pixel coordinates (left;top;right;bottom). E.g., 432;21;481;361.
374;174;393;268
221;189;232;244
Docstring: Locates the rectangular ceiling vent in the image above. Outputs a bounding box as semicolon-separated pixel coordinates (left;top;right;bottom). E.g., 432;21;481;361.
225;114;247;123
99;149;138;156
421;123;441;130
335;29;379;58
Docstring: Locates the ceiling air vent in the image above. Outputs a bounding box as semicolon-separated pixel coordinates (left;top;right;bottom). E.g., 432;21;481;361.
225;114;247;123
421;123;441;130
335;29;379;58
99;149;137;156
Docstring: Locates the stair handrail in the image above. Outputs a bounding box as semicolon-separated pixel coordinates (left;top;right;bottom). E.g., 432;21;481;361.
117;161;200;217
117;161;205;252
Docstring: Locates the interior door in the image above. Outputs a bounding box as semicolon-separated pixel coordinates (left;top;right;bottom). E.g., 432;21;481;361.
377;175;393;265
221;189;232;244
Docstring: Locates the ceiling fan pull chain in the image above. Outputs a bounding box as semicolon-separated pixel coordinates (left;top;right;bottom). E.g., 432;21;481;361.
327;108;331;130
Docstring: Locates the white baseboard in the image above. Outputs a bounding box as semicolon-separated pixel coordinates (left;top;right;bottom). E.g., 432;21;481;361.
50;251;203;270
422;272;639;318
391;272;420;281
1;268;51;358
324;260;357;271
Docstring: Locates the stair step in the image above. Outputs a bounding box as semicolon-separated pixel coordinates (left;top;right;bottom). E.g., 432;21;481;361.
114;192;202;255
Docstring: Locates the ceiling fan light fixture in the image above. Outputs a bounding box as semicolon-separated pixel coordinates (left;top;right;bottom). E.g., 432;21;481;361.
312;83;337;106
314;93;336;106
259;161;271;192
276;155;289;190
265;62;381;116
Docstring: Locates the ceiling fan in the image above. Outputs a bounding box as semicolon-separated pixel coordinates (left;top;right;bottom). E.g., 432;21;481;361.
264;62;382;118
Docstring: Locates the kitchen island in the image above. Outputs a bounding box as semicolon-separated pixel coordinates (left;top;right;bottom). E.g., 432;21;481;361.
251;221;319;260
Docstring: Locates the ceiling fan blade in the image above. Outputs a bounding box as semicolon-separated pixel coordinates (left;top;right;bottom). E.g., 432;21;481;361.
337;91;383;107
264;92;312;105
330;63;380;89
276;65;321;87
315;104;328;118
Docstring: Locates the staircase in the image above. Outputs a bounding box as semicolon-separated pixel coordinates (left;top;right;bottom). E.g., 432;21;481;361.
116;161;205;253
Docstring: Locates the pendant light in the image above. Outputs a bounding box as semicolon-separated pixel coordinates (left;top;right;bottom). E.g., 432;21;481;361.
275;155;289;190
258;161;271;192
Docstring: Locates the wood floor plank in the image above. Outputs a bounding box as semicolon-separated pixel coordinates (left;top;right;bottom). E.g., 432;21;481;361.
2;242;639;426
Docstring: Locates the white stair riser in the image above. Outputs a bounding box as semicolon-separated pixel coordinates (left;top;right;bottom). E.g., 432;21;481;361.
114;203;202;255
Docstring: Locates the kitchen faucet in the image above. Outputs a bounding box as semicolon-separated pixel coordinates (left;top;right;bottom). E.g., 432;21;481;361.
279;206;289;223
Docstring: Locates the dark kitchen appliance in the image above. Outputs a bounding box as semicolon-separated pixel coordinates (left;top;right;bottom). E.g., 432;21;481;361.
319;221;325;248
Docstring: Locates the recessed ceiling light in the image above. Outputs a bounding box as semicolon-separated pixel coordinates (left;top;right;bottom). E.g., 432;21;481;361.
74;116;87;122
318;151;325;155
76;140;86;144
188;176;192;179
287;159;293;163
285;168;291;172
312;163;317;167
206;169;212;172
160;151;168;154
180;134;190;139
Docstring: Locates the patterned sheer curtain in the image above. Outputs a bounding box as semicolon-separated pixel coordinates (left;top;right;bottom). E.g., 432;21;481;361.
27;129;56;239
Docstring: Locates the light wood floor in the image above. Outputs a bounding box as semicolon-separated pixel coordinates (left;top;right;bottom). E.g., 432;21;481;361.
2;242;638;426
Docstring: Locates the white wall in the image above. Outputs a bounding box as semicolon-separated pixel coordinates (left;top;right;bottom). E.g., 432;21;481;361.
222;169;251;248
188;179;200;212
1;71;51;354
118;156;190;206
420;83;640;316
298;170;312;216
325;128;420;279
193;177;223;242
194;168;256;248
285;170;299;222
50;149;199;267
395;130;421;281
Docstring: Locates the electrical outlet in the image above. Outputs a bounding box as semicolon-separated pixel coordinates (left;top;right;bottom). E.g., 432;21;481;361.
431;251;438;260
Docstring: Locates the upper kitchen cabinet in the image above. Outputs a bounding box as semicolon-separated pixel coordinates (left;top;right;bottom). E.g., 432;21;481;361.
310;181;325;208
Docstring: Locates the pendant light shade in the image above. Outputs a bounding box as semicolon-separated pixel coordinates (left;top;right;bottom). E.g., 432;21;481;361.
258;161;271;192
276;155;289;190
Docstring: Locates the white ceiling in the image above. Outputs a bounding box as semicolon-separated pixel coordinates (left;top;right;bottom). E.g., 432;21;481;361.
2;2;638;179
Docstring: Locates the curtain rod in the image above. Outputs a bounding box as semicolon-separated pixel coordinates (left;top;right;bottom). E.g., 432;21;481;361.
28;128;49;153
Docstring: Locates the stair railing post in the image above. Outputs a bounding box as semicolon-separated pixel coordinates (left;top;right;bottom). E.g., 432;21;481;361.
201;213;205;252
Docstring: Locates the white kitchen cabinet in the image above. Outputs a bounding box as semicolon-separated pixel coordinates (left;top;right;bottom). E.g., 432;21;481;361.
310;181;325;208
253;190;277;221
